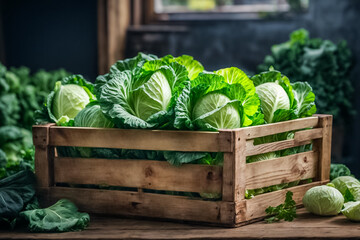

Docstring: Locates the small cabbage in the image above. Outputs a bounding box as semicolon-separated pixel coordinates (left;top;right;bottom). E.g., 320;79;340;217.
341;201;360;221
331;176;360;202
256;82;290;123
52;82;90;121
302;185;344;216
193;93;240;129
74;104;114;128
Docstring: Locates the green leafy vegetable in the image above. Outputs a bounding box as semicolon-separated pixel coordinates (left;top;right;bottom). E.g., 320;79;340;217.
302;185;344;216
331;176;360;202
330;164;352;181
258;28;354;122
0;170;36;218
341;201;360;221
265;191;297;223
20;199;90;232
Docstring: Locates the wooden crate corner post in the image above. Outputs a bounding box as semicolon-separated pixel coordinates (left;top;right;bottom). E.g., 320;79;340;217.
220;129;247;225
315;114;333;182
32;124;55;206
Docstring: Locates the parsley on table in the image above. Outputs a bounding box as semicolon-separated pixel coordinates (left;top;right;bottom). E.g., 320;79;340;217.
265;191;297;223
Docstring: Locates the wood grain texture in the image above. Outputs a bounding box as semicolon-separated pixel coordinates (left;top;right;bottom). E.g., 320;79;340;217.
315;115;333;181
243;181;328;222
49;127;232;152
54;157;222;193
38;187;235;225
221;131;246;202
1;208;358;239
242;117;319;139
33;124;55;188
245;151;318;189
245;128;322;156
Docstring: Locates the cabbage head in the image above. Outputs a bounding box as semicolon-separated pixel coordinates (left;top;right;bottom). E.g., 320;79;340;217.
95;55;188;129
251;68;316;123
74;102;114;128
342;201;360;221
35;75;95;126
302;185;344;216
174;69;261;131
331;176;360;202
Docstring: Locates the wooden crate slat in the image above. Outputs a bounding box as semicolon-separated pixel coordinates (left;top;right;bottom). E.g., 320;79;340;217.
245;128;322;156
239;181;328;223
54;157;222;193
242;117;319;139
38;187;235;225
245;151;318;189
49;127;232;152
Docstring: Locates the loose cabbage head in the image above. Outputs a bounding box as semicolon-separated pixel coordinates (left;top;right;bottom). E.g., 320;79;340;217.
331;176;360;202
302;185;344;216
341;201;360;221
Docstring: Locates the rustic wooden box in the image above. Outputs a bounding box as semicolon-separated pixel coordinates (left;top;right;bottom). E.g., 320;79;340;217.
33;114;332;227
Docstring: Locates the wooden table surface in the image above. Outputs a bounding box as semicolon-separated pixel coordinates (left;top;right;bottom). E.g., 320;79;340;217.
0;208;359;240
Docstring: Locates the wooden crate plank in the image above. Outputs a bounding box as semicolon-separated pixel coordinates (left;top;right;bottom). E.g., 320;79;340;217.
314;115;333;181
243;181;328;222
245;128;322;156
49;127;232;152
54;157;222;193
38;187;235;225
245;151;318;189
242;117;319;139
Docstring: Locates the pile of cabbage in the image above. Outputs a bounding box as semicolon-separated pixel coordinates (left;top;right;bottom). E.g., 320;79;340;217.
36;53;317;199
303;176;360;222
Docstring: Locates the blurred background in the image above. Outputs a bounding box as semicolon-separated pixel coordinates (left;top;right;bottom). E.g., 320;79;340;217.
0;0;359;176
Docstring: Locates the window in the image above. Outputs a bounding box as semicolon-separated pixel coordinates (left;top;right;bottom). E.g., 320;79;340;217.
151;0;309;21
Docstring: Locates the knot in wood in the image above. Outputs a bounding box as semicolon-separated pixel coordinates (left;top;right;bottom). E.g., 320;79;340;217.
303;156;308;163
145;167;153;177
207;171;214;180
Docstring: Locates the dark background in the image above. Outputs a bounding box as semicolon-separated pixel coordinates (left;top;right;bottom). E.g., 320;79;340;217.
1;0;359;176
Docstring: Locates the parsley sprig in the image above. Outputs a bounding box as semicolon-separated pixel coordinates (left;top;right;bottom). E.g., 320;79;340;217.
265;191;297;223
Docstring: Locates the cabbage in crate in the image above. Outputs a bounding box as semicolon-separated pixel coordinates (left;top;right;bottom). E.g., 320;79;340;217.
35;75;95;126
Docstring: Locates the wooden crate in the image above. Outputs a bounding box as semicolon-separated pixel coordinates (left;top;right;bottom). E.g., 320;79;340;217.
32;114;332;227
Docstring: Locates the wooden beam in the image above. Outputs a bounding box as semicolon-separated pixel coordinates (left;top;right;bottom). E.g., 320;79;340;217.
97;0;131;74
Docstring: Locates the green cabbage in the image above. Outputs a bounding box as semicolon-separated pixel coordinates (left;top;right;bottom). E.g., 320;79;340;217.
74;103;114;128
35;75;95;126
342;201;360;221
332;176;360;202
174;70;261;131
95;54;189;129
302;185;344;216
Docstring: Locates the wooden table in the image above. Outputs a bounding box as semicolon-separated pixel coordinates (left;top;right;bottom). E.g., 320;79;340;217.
1;209;359;239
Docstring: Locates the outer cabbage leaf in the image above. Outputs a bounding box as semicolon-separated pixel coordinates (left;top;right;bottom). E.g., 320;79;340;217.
161;55;204;80
291;81;317;117
342;201;360;221
110;52;158;77
20;199;90;232
215;67;255;95
0;170;36;218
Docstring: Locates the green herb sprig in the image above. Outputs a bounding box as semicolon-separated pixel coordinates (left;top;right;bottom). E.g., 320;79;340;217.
265;191;297;223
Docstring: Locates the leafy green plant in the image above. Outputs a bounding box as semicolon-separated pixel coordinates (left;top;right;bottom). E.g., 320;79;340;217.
265;191;297;223
330;164;353;181
0;171;36;219
258;29;354;122
20;199;90;232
